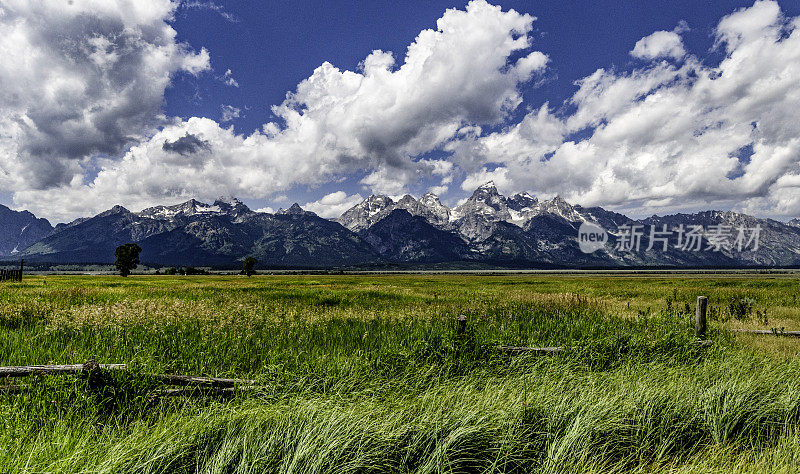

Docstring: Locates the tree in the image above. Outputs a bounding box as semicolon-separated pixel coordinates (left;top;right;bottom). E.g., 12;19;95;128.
115;243;142;277
242;257;258;276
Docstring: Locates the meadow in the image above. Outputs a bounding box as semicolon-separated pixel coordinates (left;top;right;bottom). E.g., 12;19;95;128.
1;273;800;473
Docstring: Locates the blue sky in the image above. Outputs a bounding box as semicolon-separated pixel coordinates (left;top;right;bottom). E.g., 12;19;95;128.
167;0;783;136
1;0;800;222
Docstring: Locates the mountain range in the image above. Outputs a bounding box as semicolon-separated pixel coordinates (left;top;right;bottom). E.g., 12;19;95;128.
2;183;799;268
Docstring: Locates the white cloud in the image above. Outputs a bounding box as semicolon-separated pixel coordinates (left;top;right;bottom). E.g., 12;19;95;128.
302;191;364;218
254;206;274;214
221;69;239;87
6;0;546;221
181;1;237;23
451;0;800;218
428;185;449;195
631;30;685;60
0;0;209;193
461;168;512;193
220;105;240;122
3;0;800;223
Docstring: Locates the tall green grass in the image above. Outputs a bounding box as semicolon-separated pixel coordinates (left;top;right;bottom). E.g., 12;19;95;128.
1;274;799;472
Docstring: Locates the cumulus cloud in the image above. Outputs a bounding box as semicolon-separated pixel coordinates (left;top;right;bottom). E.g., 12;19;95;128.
3;0;800;222
302;191;364;218
0;0;209;193
631;25;687;60
7;0;546;221
453;0;800;218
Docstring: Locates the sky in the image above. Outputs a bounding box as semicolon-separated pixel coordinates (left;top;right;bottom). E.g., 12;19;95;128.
1;0;800;223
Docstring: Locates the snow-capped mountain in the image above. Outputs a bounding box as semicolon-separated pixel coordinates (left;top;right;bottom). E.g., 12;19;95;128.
450;182;512;223
337;193;450;232
4;187;800;268
337;195;396;231
139;197;251;221
337;182;611;242
506;192;539;225
334;184;800;267
17;198;373;267
419;192;451;225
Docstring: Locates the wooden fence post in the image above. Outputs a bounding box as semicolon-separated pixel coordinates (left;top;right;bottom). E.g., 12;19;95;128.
18;259;23;282
457;314;467;336
696;296;707;338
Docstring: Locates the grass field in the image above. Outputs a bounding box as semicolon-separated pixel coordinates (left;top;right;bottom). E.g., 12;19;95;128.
2;273;800;472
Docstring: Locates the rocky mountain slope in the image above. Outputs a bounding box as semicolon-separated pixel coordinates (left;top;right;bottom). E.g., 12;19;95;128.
3;185;799;268
0;204;53;256
359;209;472;263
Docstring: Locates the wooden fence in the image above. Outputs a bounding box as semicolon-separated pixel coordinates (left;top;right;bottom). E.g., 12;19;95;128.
0;299;787;398
0;359;256;398
0;260;23;282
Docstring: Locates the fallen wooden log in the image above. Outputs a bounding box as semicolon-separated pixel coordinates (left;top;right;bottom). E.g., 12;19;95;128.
497;346;562;354
0;363;127;378
0;361;254;388
150;374;255;387
732;329;800;337
150;385;259;398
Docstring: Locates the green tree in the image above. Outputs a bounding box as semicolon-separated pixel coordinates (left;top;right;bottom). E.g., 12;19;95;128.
114;243;142;277
242;257;258;277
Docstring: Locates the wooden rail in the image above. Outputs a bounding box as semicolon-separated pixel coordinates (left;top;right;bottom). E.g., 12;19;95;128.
151;374;254;387
0;363;127;377
150;386;258;398
731;329;800;337
0;360;255;397
497;346;562;354
1;302;723;397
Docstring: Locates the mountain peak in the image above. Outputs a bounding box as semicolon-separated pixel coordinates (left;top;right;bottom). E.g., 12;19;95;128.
397;194;418;206
213;196;251;217
365;194;393;204
214;195;241;205
472;181;500;196
138;198;253;221
533;195;584;223
98;205;130;217
0;205;54;256
451;183;511;230
508;192;538;208
420;192;443;206
277;203;307;215
276;203;317;217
